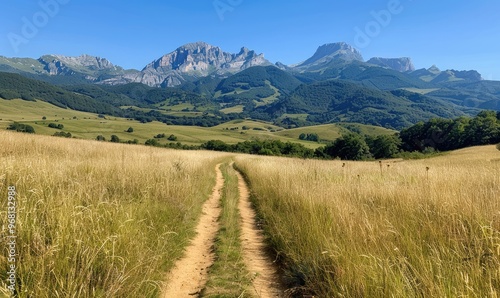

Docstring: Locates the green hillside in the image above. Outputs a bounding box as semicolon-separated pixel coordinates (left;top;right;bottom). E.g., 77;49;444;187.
263;80;463;130
0;98;396;149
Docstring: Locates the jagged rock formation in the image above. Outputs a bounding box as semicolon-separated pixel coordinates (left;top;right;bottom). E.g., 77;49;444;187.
367;57;415;72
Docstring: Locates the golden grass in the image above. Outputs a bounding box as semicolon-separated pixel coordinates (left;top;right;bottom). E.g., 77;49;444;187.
0;131;229;297
235;146;500;297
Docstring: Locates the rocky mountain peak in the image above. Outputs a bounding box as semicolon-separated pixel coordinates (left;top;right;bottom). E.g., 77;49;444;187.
293;42;364;71
304;42;363;64
367;57;415;72
428;65;441;74
137;42;271;87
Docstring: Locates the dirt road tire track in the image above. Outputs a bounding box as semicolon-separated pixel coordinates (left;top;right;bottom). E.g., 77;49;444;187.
162;164;223;298
235;168;283;297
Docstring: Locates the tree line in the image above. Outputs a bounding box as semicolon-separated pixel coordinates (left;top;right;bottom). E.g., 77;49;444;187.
6;111;500;160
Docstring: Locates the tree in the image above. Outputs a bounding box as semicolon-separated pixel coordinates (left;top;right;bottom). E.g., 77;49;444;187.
96;135;106;141
42;116;46;120
110;135;120;143
7;123;35;134
368;134;401;159
167;134;178;141
48;123;64;129
126;127;134;133
324;134;371;161
299;133;319;142
145;139;160;146
202;140;231;151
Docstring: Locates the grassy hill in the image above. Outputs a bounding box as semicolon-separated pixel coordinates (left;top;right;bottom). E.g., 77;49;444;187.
0;98;396;149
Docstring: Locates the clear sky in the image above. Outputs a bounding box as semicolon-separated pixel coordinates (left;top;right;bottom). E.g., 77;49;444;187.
1;0;499;80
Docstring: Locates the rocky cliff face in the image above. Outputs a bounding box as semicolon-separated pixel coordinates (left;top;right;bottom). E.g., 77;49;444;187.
293;42;364;71
38;54;122;75
133;42;271;87
367;57;415;72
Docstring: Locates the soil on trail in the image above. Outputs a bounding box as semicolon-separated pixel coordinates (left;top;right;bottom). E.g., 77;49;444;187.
162;164;223;298
235;169;283;297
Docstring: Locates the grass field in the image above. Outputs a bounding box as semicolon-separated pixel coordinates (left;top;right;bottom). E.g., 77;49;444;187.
0;99;394;149
235;146;500;297
0;131;229;297
0;129;499;297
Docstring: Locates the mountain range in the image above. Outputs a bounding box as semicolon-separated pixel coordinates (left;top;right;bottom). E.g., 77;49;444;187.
0;41;484;88
1;41;499;130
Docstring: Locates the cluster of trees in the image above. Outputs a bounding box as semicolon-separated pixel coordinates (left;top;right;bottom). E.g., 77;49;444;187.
7;123;35;133
150;134;178;141
314;134;401;160
48;123;64;129
53;131;72;138
319;111;500;160
201;139;315;157
400;111;500;152
299;133;319;142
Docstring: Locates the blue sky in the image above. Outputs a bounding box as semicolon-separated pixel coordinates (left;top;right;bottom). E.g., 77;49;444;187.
2;0;499;80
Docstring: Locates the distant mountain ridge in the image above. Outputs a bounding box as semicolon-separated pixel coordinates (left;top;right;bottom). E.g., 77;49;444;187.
0;41;488;87
2;41;499;129
101;42;272;87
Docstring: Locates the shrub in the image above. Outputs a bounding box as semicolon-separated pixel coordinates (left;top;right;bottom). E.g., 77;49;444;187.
145;139;160;146
110;135;120;143
126;127;134;133
497;143;500;151
53;131;72;138
48;123;64;129
167;134;178;141
7;122;35;134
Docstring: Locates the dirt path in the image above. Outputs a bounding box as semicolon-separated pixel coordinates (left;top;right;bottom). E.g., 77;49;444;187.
235;169;283;297
162;164;223;298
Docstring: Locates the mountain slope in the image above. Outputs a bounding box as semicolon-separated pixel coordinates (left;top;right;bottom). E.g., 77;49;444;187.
262;80;463;129
0;72;120;114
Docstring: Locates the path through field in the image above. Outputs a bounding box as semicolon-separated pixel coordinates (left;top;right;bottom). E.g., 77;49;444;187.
162;164;223;297
236;169;283;297
162;163;282;297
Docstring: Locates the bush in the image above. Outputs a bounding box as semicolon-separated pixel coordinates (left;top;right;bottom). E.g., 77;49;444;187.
96;135;106;142
110;135;120;143
145;139;160;146
497;143;500;151
53;132;72;138
7;122;35;134
154;133;166;139
48;123;64;129
126;127;134;133
167;134;178;141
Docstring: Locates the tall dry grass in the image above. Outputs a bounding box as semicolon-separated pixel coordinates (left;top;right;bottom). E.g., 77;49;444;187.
0;131;228;297
235;146;500;297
